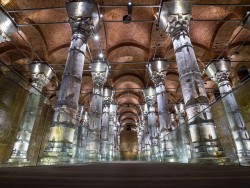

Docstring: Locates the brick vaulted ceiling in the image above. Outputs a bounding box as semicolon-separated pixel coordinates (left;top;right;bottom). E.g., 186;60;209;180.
0;0;250;155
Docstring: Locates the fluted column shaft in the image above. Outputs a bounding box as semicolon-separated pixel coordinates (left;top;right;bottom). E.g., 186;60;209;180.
166;13;224;162
72;108;89;162
9;62;54;163
109;103;117;158
41;22;90;164
100;88;113;161
87;61;108;161
206;60;250;165
143;88;160;161
175;103;191;163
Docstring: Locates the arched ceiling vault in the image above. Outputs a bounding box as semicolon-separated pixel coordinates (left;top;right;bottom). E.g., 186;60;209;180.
0;0;250;128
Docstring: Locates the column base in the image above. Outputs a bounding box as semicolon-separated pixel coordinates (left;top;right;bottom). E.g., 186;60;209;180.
86;130;100;162
151;146;160;161
160;150;177;162
142;150;151;161
190;139;231;164
100;141;112;161
5;158;32;167
239;156;250;166
189;156;231;165
39;141;73;165
71;148;87;164
7;151;33;166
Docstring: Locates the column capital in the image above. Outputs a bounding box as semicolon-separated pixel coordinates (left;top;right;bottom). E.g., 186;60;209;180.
29;61;55;91
82;111;90;126
143;87;156;107
0;7;18;43
159;0;193;37
103;87;113;106
90;60;109;86
66;0;100;40
204;59;231;84
174;103;186;116
148;60;168;86
166;14;191;37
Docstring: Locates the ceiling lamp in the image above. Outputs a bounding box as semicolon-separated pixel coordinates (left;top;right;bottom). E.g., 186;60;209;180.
123;1;133;23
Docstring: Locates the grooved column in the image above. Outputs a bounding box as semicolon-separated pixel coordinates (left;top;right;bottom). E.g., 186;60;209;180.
205;59;250;165
100;88;113;161
108;103;117;159
148;60;176;160
41;0;100;164
72;107;89;163
137;113;145;160
87;60;109;161
148;60;170;131
143;87;160;161
161;0;225;163
139;104;150;160
9;62;54;164
175;103;191;163
0;7;18;43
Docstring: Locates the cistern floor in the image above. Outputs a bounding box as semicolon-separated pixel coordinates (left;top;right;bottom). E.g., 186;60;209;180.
0;162;250;188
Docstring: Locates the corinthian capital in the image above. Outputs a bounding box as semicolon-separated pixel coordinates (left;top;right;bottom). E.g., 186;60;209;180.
166;14;191;36
90;60;109;86
143;87;156;107
148;60;168;86
158;0;193;36
66;0;100;39
205;59;231;84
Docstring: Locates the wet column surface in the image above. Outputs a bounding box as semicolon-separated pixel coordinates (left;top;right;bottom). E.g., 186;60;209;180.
205;59;250;165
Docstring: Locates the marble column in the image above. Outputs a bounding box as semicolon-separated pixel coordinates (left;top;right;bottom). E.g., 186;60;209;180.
143;87;160;161
148;60;176;160
72;107;89;163
0;7;18;43
175;103;191;163
205;59;250;165
108;103;117;159
109;104;119;160
137;116;145;160
87;60;109;161
160;0;225;163
40;0;100;164
100;88;113;161
139;104;150;160
8;62;54;164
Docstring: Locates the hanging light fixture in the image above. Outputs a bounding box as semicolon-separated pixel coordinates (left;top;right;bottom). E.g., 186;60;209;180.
123;1;133;23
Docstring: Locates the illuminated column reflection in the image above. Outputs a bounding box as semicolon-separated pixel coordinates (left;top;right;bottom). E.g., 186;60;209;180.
159;0;225;163
9;62;54;163
205;59;250;165
100;88;113;161
41;0;100;164
175;103;191;163
143;87;160;161
87;60;109;161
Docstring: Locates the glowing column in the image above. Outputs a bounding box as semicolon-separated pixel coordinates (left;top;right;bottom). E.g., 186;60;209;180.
41;0;100;164
9;62;54;163
109;103;117;159
137;116;145;159
88;60;109;161
205;59;250;165
148;60;176;160
0;6;18;43
100;88;113;161
72;107;89;163
175;103;191;163
159;0;225;162
143;87;160;161
139;104;150;160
